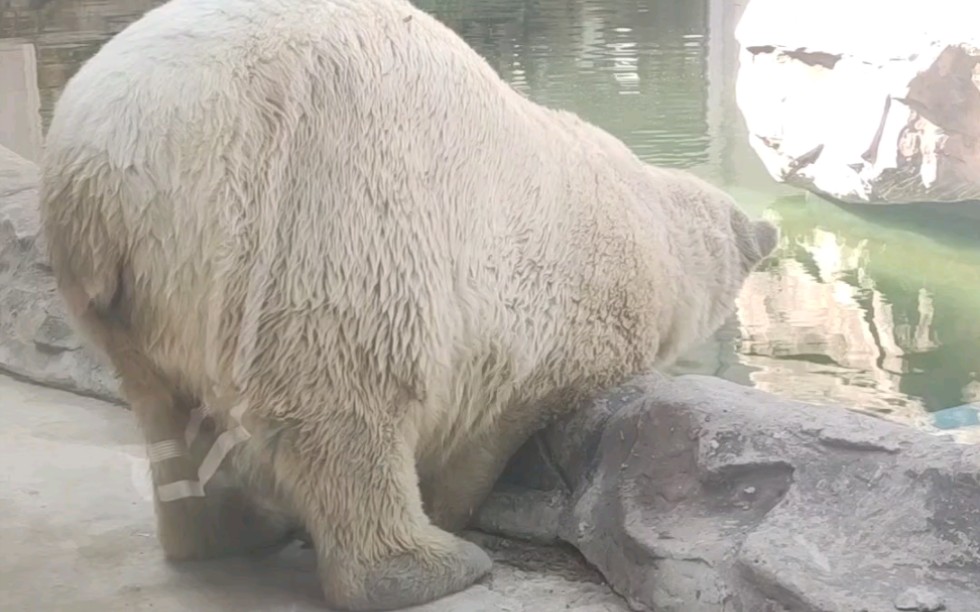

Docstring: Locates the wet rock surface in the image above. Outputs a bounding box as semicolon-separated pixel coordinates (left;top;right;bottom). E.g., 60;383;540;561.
0;145;121;402
483;373;980;612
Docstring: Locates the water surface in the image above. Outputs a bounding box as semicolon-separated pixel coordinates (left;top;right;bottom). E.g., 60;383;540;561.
3;0;979;432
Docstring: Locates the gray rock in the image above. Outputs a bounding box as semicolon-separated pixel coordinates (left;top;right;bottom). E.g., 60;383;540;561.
893;587;946;611
0;145;121;403
482;373;980;612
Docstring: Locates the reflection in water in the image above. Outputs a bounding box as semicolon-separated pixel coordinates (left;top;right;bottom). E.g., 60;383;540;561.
735;197;980;421
2;0;980;433
417;0;713;167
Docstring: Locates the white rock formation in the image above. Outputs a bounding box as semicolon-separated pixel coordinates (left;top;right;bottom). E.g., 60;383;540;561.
735;0;980;204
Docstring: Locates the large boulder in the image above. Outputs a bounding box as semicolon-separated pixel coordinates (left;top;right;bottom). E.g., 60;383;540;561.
735;0;980;205
0;145;120;402
483;373;980;612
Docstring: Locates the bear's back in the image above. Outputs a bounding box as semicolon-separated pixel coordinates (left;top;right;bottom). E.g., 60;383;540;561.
41;0;572;399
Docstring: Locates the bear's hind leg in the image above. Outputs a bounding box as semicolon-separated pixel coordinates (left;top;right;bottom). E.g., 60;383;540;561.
96;327;297;560
265;408;492;611
46;259;299;560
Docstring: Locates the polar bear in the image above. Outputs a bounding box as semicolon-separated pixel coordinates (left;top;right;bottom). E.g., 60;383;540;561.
39;0;777;609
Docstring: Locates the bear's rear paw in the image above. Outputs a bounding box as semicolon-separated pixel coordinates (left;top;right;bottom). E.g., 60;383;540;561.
158;489;300;561
322;536;492;611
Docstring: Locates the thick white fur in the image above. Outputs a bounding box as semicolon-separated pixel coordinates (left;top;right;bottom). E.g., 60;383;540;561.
39;0;778;609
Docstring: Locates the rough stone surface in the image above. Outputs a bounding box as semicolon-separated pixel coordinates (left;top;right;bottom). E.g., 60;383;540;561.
0;373;628;612
483;373;980;612
893;587;947;612
735;0;980;205
0;144;121;402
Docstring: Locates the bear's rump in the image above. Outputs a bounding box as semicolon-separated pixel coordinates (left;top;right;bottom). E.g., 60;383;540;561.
46;0;575;435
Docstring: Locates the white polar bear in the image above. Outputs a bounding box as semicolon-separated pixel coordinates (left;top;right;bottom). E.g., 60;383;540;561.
39;0;778;609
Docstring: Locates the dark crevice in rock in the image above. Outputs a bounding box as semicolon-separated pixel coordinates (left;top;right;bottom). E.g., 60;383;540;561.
783;144;824;178
465;531;608;585
758;135;782;151
473;484;568;545
816;432;900;453
32;341;81;355
744;44;843;70
783;48;842;69
0;365;124;406
533;430;575;494
733;556;822;612
862;95;893;165
699;461;795;516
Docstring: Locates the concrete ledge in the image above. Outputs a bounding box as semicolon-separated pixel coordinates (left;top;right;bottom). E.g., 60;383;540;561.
0;373;628;611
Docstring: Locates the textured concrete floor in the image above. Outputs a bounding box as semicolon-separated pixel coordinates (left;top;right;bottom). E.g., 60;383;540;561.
0;373;627;611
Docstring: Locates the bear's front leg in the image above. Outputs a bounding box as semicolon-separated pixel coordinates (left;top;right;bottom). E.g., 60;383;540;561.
262;404;492;611
420;413;545;533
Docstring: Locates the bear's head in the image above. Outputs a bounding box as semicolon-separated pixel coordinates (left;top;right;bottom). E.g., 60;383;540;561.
650;168;779;365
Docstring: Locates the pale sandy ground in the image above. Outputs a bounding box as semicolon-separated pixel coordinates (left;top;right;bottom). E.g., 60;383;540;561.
0;373;628;611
